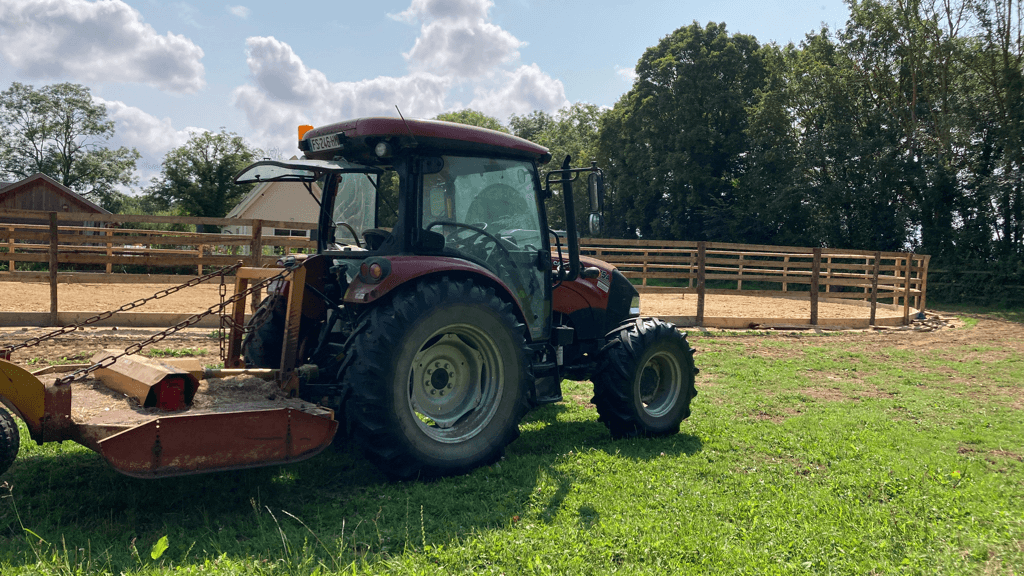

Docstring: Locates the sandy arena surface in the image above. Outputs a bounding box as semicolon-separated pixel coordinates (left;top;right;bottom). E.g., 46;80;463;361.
0;281;899;320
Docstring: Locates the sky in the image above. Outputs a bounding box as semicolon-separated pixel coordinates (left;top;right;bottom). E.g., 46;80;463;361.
0;0;852;190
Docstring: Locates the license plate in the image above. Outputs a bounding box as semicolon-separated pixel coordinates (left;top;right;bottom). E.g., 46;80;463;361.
308;133;340;152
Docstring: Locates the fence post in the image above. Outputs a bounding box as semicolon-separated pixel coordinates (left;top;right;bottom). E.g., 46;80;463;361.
737;253;744;291
642;250;649;288
918;254;931;314
250;220;263;266
696;242;706;327
198;243;204;275
902;253;914;324
810;248;821;326
7;226;14;273
49;212;59;326
105;228;113;274
250;220;264;312
782;255;789;292
870;251;880;326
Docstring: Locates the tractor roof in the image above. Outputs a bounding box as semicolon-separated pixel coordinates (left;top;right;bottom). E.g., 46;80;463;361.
300;117;552;165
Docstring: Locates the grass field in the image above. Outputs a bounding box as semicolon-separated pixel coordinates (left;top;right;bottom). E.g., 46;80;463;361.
1;312;1022;575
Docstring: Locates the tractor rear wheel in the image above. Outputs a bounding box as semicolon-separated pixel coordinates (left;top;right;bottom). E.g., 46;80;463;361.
344;278;530;479
592;318;697;439
0;406;20;477
242;293;286;368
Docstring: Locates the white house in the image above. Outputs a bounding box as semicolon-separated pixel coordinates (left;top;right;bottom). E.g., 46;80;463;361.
222;179;321;244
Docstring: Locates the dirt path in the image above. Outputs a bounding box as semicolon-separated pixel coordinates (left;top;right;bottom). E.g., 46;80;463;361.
1;281;900;321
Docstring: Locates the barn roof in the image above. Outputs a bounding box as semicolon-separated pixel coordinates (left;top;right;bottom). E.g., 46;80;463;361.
0;173;110;214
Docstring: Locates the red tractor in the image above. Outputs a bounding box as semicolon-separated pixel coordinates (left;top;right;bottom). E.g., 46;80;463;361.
232;117;698;479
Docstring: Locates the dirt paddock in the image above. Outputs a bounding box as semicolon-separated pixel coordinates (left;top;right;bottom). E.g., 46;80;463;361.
0;281;902;321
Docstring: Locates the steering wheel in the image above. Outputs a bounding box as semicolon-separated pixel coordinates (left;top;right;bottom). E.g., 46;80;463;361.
425;220;513;271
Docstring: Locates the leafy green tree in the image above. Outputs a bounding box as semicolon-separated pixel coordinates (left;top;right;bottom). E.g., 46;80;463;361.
434;110;508;132
147;130;260;227
0;82;139;203
600;22;767;241
508;110;555;143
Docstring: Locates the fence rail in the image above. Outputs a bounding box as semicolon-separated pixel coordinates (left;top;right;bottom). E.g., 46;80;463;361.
1;210;929;328
580;238;929;326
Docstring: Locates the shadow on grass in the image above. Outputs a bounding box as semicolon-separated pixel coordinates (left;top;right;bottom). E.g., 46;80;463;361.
1;404;703;570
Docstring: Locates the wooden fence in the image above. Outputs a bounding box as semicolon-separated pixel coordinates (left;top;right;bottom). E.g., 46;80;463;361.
1;210;929;328
581;238;929;327
1;210;316;326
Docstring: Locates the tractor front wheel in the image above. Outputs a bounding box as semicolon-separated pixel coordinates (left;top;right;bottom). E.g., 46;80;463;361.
0;406;20;477
344;278;530;479
592;318;697;439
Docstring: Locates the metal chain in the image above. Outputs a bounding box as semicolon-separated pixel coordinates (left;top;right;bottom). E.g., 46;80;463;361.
54;267;292;385
1;262;244;357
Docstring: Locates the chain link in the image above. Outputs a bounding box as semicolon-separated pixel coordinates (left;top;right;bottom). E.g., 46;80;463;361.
54;267;293;385
0;262;244;357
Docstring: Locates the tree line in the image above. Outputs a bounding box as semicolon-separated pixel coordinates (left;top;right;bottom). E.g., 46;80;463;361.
2;0;1021;303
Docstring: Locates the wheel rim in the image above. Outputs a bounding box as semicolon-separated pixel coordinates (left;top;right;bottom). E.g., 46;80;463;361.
408;323;504;443
637;349;683;418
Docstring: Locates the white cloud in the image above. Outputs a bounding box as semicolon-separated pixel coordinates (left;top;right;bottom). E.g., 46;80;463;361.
389;0;490;24
96;97;201;158
232;1;569;147
615;65;637;83
234;37;451;154
226;4;250;19
95;97;204;185
395;0;523;78
0;0;205;94
469;64;568;120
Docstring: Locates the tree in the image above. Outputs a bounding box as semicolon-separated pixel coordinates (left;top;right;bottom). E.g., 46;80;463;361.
0;82;139;203
147;130;260;227
433;109;508;132
599;22;767;241
508;110;555;142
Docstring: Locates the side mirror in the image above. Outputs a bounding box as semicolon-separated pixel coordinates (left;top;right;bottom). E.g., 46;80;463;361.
310;229;319;243
588;213;603;236
587;172;604;213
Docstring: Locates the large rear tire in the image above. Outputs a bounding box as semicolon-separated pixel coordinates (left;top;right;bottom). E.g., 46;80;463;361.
592;318;698;439
0;406;20;477
343;278;530;479
241;293;286;368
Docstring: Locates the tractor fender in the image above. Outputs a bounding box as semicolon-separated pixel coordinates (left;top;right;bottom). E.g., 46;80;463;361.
343;255;528;325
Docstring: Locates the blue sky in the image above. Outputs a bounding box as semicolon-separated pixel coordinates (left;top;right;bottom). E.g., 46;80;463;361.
0;0;851;188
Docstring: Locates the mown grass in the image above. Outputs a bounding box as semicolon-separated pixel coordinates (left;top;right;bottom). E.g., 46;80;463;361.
1;316;1022;574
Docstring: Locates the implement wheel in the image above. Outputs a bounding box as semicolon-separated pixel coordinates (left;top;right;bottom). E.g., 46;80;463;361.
344;278;530;479
0;406;19;477
242;293;286;368
592;318;698;439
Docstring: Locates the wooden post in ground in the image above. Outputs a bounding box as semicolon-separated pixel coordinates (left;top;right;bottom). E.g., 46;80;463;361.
49;212;59;326
105;228;113;273
902;253;914;324
810;248;821;326
7;226;14;273
782;255;789;292
918;254;931;314
696;242;706;327
198;244;204;275
249;220;264;313
869;251;881;325
737;253;744;291
642;250;649;289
